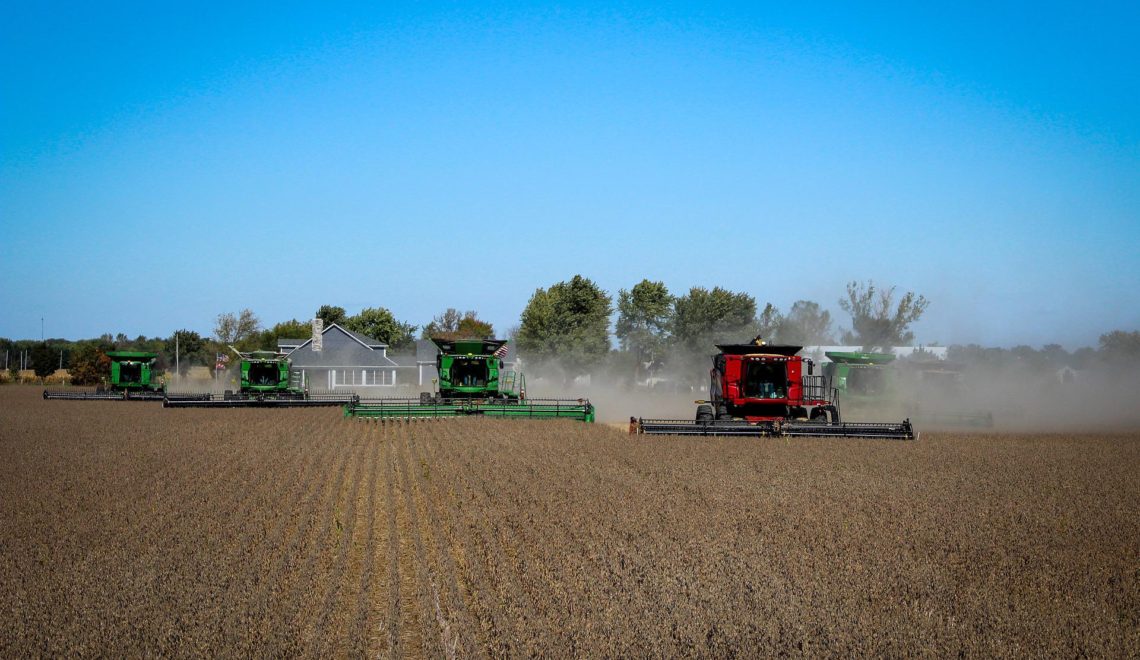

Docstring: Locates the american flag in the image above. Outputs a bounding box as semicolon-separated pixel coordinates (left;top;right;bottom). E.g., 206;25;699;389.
492;343;508;359
215;353;229;370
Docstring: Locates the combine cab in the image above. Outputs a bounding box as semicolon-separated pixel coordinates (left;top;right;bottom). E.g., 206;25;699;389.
44;351;168;401
344;338;595;422
636;338;914;440
164;349;354;408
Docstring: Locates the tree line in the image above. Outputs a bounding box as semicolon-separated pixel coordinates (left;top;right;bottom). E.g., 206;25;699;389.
4;277;1138;384
514;277;930;376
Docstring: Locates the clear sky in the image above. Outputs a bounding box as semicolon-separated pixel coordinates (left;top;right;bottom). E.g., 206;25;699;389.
2;2;1138;349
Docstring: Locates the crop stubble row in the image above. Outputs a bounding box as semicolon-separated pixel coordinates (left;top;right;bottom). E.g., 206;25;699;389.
0;386;1137;656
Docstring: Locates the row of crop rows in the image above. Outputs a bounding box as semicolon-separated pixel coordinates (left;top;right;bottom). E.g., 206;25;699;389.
0;398;404;656
394;420;1140;656
1;386;1137;656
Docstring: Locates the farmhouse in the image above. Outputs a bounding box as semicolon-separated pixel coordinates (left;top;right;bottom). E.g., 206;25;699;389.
278;324;400;391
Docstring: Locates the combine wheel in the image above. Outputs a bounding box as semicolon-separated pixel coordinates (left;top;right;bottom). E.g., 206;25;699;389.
223;390;234;401
419;391;433;405
695;404;714;423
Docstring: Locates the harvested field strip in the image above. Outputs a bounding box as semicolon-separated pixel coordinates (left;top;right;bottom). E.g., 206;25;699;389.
0;387;1137;656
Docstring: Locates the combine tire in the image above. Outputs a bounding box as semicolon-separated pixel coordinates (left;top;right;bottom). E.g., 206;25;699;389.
695;404;714;423
419;391;434;405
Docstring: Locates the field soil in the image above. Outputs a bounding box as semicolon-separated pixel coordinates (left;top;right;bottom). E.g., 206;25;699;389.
1;386;1137;656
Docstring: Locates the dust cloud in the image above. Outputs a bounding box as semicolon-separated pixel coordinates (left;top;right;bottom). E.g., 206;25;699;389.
522;356;1140;432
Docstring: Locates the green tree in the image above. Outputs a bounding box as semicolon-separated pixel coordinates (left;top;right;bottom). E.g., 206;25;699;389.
164;330;208;375
422;309;494;340
213;309;261;350
30;342;57;378
838;281;929;350
70;341;112;385
777;300;835;345
345;307;417;352
456;315;494;339
757;303;783;341
259;319;313;351
615;280;674;367
1099;330;1140;362
516;275;612;373
672;286;757;352
316;305;347;327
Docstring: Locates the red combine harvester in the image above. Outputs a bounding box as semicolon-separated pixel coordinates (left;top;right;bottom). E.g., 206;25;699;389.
636;338;915;439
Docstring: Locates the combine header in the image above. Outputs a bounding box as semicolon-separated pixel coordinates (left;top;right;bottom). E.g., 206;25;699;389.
44;351;169;401
344;338;595;422
163;348;354;408
636;338;914;440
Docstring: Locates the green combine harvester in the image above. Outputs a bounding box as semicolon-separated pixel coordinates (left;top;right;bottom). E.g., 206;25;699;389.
44;351;169;401
344;338;595;422
820;351;897;407
164;348;355;408
823;351;992;428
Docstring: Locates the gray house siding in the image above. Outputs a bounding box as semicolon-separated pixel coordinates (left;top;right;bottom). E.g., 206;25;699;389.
280;324;401;391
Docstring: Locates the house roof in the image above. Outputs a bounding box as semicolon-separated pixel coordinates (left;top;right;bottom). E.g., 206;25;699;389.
389;353;420;368
278;323;388;352
342;327;386;348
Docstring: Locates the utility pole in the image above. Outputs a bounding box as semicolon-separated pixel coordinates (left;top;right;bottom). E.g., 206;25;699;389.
41;317;44;342
175;334;180;379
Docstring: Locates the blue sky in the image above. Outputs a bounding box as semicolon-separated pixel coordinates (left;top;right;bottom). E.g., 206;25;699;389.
2;2;1137;349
